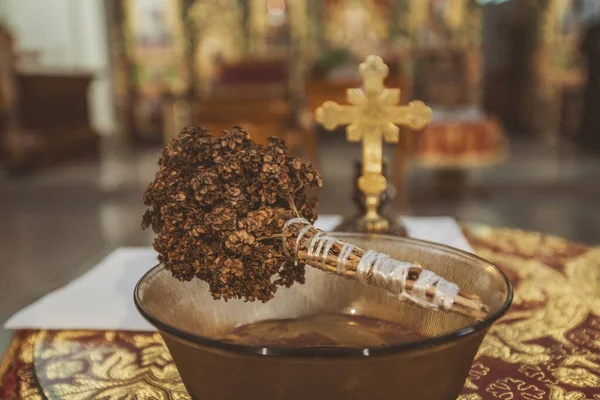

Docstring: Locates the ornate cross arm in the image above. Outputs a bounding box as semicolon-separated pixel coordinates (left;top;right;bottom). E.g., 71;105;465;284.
315;102;357;131
390;100;432;131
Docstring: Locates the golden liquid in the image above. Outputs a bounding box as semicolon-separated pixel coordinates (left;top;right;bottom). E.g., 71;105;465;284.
220;314;426;348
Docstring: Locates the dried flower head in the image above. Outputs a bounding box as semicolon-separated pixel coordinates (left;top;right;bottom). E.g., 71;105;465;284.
142;126;321;302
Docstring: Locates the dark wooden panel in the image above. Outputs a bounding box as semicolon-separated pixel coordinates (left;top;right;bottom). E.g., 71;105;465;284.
5;70;100;172
17;71;92;132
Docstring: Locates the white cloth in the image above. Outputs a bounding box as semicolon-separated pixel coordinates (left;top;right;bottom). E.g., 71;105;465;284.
4;216;472;331
431;107;486;123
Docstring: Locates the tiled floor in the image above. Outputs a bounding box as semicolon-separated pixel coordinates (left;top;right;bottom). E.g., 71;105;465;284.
1;134;599;353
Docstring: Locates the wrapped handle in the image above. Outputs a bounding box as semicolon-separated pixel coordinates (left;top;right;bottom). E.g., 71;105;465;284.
283;218;488;320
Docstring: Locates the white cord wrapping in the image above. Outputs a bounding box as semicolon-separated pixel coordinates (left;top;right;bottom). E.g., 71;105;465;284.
283;218;311;260
406;270;441;309
321;237;338;268
307;231;325;260
282;219;460;312
292;225;313;265
361;254;458;311
337;243;354;273
434;279;460;311
356;250;378;284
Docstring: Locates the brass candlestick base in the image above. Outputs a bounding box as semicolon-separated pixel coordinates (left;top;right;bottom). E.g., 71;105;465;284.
334;161;407;237
335;214;407;237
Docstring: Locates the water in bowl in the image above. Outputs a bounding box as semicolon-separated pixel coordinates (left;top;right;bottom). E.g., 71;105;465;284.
220;314;426;348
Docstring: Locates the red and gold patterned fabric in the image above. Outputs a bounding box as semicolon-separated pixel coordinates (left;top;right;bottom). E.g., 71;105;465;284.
2;225;600;399
417;117;507;168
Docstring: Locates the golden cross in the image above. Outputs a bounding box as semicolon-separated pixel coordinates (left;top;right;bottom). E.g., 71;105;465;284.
316;55;432;231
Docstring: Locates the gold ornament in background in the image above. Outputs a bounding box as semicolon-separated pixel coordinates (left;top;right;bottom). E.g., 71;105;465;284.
188;0;243;95
315;55;432;234
163;79;192;144
324;0;389;58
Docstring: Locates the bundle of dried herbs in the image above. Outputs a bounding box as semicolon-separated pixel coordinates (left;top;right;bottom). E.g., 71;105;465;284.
142;126;321;302
143;126;489;320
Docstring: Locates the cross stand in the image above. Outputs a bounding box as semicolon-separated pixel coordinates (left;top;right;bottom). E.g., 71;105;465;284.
335;159;408;236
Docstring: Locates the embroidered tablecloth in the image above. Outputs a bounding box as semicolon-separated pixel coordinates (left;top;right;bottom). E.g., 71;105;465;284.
2;225;600;399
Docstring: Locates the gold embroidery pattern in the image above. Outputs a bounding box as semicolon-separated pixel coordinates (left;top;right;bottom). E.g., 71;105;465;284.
4;225;600;398
9;331;44;400
486;377;546;399
464;362;490;390
462;225;600;399
457;395;484;400
548;385;600;400
33;330;189;399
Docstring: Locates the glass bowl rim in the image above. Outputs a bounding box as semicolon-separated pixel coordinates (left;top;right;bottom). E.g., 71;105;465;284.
134;232;513;358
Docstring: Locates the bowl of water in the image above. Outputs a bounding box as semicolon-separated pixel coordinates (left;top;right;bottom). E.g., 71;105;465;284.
135;233;512;400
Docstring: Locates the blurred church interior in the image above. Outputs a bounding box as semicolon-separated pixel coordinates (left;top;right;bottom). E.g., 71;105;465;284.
1;0;600;350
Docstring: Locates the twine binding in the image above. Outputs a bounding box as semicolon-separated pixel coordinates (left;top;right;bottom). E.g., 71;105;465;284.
283;218;460;312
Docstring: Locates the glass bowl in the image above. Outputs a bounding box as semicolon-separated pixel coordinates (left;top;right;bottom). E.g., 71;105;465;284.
135;233;512;400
